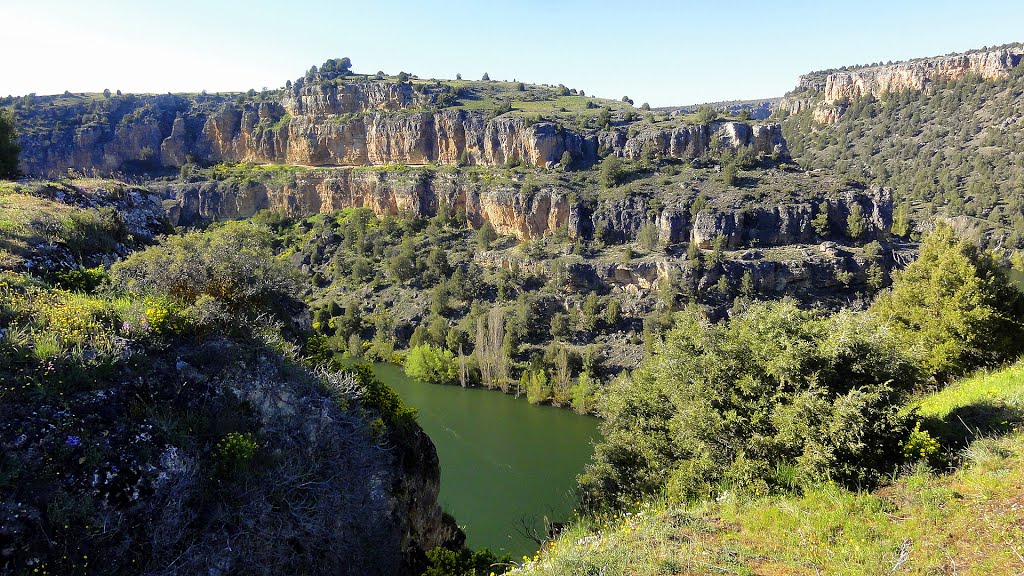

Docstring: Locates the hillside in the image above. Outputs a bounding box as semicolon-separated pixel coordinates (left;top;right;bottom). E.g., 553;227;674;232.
512;361;1024;575
0;183;462;575
778;44;1024;250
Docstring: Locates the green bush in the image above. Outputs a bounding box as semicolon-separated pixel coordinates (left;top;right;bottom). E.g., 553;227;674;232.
404;343;459;385
870;225;1024;381
580;300;919;509
423;546;509;576
109;221;301;327
0;109;19;180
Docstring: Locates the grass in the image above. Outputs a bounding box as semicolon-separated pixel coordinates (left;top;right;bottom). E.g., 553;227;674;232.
914;360;1024;420
514;361;1024;576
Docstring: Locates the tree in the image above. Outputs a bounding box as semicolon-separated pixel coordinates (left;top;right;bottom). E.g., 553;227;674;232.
549;312;569;339
637;222;659;252
397;72;410;83
581;292;600;332
477;221;498;250
580;301;920;509
482;73;490;81
604;298;621;328
721;162;738;186
740;270;754;295
812;202;831;237
456;73;462;80
694;105;718;125
0;110;20;180
871;225;1024;381
892;202;912;237
475;306;508;391
559;150;573;170
846;203;867;239
525;369;550;404
598;156;626;189
404;344;458;384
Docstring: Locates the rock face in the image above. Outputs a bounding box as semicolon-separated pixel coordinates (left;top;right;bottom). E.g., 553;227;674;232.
689;188;892;249
781;44;1024;123
14;80;787;177
156;168;891;247
817;47;1023;103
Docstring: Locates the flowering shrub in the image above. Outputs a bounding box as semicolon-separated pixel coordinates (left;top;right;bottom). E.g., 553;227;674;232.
903;422;941;461
214;432;260;477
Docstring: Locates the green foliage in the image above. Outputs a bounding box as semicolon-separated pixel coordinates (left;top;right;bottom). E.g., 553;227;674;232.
598;156;626;189
870;225;1024;381
783;69;1024;248
721;163;738;186
423;546;509;576
571;372;599;414
214;431;259;478
811;202;830;237
581;301;919;509
109;221;301;327
0;110;20;179
892;202;912;237
559;150;573;170
846;203;867;239
902;422;940;461
636;222;659;252
52;266;107;293
346;363;418;431
477;221;498;249
404;343;459;385
694;105;718;125
525;368;551;404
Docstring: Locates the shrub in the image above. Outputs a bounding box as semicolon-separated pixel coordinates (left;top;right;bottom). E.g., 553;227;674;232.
598;156;626;189
477;221;498;249
214;431;260;478
109;221;301;327
0;109;20;180
871;225;1024;381
580;301;919;509
404;343;459;385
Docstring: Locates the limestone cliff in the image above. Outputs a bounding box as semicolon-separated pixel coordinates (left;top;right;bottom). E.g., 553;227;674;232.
155;168;890;248
781;44;1024;123
13;79;785;177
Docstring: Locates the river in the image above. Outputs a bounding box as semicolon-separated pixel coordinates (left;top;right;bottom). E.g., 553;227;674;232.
371;364;601;558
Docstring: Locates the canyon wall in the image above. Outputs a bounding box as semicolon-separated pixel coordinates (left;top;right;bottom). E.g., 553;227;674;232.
14;81;785;177
156;168;891;247
781;44;1024;122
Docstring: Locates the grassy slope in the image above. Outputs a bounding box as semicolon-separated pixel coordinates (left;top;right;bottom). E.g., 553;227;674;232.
514;361;1024;575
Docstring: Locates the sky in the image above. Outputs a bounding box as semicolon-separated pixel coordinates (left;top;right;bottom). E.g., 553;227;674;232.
3;0;1023;107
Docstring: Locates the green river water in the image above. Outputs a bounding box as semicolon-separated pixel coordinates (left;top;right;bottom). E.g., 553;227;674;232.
371;364;601;558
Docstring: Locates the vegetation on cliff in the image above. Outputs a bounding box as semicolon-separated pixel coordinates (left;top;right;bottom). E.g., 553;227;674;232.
782;59;1024;249
579;225;1023;511
0;189;468;575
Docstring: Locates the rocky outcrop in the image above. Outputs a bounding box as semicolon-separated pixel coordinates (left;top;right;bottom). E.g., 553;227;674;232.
689;187;892;249
817;47;1023;104
603;122;787;161
157;168;890;249
781;44;1024;123
15;80;786;177
476;241;885;313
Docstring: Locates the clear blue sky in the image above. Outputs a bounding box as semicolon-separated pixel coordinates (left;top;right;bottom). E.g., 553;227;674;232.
3;0;1023;106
